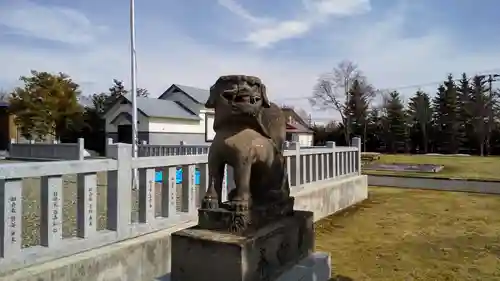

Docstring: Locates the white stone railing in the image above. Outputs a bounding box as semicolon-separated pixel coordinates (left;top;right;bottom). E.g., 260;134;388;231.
0;138;361;274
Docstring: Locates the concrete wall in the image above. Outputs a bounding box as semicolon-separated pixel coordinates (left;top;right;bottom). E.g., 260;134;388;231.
8;138;85;160
1;175;367;281
368;175;500;194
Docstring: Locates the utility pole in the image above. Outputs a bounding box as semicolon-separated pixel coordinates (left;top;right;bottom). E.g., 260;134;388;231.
130;0;139;189
480;73;500;155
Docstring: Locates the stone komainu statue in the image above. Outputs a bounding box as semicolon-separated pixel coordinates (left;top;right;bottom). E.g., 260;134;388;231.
203;75;290;210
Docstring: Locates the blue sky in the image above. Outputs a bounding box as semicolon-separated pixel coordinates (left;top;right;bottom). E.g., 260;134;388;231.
1;0;500;121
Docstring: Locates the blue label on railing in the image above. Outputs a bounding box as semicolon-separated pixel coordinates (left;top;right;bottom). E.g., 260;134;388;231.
155;168;201;184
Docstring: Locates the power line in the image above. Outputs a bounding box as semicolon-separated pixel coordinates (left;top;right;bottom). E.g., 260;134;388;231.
274;68;500;102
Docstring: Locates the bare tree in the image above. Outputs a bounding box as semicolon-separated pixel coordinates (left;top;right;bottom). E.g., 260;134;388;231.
309;60;374;144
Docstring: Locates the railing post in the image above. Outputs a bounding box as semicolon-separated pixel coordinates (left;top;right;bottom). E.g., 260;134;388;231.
299;144;306;185
319;149;325;181
105;138;113;158
0;179;22;258
78;138;85;160
198;163;209;207
315;152;321;181
326;142;335;179
289;142;300;187
77;172;97;238
181;164;197;214
161;166;177;217
9;139;15;155
138;168;156;223
106;143;132;237
352;137;361;175
221;165;228;202
40;176;63;247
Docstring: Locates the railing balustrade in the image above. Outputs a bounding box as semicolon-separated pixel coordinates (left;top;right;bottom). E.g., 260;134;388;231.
0;138;361;274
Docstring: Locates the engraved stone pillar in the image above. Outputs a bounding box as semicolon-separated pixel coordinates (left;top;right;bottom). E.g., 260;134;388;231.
161;166;177;217
40;176;63;247
139;168;156;223
77;173;97;238
0;179;22;257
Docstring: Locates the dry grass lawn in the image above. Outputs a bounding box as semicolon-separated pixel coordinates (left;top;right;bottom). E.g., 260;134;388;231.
315;187;500;281
363;154;500;181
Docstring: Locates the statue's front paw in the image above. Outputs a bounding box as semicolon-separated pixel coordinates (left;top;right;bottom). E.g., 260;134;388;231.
230;195;251;211
202;196;219;209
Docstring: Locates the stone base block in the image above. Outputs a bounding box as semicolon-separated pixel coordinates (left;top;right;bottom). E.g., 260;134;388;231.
171;210;314;281
198;196;295;234
275;252;331;281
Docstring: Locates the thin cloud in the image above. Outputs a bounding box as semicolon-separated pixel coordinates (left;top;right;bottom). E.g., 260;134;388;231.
218;0;371;48
0;1;106;45
217;0;272;25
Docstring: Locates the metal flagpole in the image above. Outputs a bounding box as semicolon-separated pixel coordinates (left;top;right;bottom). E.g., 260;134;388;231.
130;0;139;189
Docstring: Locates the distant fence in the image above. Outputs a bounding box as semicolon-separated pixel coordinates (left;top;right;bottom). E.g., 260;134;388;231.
7;138;211;161
125;139;209;157
8;138;85;160
368;175;500;194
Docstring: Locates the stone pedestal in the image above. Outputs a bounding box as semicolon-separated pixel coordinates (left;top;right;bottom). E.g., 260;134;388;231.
198;197;295;235
171;210;315;281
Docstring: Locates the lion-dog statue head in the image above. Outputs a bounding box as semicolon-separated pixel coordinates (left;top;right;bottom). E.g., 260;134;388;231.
205;75;285;149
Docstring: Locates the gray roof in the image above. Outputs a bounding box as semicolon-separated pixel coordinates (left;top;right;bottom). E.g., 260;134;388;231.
172;84;209;104
123;94;200;120
109;112;134;125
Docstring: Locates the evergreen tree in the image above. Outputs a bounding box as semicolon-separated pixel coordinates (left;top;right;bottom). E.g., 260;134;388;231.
433;74;460;153
382;91;408;153
456;73;473;150
345;79;370;150
366;107;384;151
407;90;432;153
92;79;150;116
467;75;489;155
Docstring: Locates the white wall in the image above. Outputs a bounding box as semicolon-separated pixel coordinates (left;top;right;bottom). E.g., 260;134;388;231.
298;133;313;147
105;103;150;133
148;109;215;135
